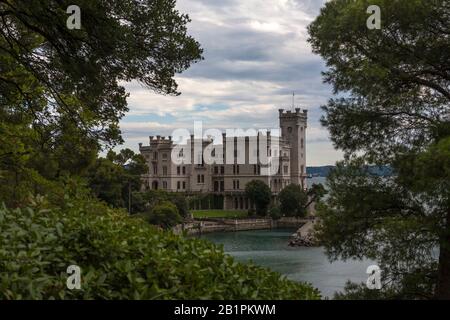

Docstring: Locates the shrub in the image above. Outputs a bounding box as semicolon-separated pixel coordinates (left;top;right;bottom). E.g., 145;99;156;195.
0;197;321;300
143;201;182;229
132;190;189;218
245;180;271;216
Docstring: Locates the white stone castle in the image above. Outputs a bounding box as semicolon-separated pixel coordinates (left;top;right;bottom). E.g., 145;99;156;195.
139;108;307;210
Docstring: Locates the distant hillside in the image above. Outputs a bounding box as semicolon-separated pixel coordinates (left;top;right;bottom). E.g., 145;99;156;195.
306;165;392;177
306;166;335;177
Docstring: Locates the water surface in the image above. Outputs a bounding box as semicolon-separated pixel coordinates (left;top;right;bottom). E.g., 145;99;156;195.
200;228;373;298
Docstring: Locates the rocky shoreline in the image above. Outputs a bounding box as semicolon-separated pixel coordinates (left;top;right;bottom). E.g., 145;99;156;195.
288;232;317;247
288;219;319;247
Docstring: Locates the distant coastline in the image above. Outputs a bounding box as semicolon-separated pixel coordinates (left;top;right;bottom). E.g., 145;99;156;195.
306;165;392;178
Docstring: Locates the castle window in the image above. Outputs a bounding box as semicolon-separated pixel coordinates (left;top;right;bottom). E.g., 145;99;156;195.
177;181;181;190
288;127;292;133
163;181;167;189
182;181;186;189
163;166;167;176
236;165;240;175
220;166;224;174
237;180;240;189
301;139;304;148
182;166;186;175
153;164;157;175
284;166;288;174
177;166;180;175
162;153;168;160
153;152;158;160
201;175;205;183
197;175;201;183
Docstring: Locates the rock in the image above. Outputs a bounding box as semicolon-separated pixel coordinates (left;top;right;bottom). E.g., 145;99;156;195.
288;231;317;247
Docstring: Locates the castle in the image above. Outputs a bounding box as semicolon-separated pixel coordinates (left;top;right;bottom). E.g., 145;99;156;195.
139;108;307;210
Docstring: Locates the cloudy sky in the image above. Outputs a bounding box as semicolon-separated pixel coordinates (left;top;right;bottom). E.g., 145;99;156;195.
119;0;343;166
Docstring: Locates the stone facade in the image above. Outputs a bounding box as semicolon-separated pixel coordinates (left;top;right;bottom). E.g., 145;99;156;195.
139;108;307;210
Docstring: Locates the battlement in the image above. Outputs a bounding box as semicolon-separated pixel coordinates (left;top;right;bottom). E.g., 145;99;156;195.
278;108;308;116
148;135;173;144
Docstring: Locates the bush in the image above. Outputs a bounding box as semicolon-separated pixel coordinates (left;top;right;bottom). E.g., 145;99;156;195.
132;190;189;218
142;201;182;229
0;197;321;300
278;184;308;217
245;180;271;216
269;206;282;220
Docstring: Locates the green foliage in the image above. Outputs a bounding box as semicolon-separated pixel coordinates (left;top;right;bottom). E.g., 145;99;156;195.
308;0;450;299
278;184;308;217
88;149;147;210
0;0;202;207
245;180;271;216
269;206;282;221
192;210;248;219
132;190;189;218
140;201;182;229
0;197;320;300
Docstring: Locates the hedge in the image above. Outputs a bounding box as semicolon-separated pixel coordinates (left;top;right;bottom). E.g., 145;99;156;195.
0;197;320;300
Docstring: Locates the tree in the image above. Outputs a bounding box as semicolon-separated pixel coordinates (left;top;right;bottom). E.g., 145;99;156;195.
245;180;271;216
278;184;308;217
278;183;327;217
0;0;202;205
87;149;147;209
143;201;182;229
308;0;450;299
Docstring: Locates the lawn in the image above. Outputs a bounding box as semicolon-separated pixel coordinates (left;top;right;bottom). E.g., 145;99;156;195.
192;210;248;219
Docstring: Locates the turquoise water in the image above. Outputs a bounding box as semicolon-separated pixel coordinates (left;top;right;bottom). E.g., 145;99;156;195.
200;228;373;298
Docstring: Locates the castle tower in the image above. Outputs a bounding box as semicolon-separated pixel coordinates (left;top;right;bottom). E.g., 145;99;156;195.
279;108;307;188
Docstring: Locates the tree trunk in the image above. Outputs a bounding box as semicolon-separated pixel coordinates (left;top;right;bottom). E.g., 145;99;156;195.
436;208;450;299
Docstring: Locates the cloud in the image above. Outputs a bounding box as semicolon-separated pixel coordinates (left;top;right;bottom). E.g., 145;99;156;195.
118;0;340;166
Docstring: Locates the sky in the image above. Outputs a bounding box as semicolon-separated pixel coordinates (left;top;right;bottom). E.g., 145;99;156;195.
118;0;343;166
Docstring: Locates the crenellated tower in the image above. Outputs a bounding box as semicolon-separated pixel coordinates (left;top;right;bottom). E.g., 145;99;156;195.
279;108;307;188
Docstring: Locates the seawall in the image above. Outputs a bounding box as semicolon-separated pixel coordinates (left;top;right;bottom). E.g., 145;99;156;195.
173;217;309;235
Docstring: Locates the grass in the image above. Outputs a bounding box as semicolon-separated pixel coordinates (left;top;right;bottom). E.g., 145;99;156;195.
192;210;248;219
